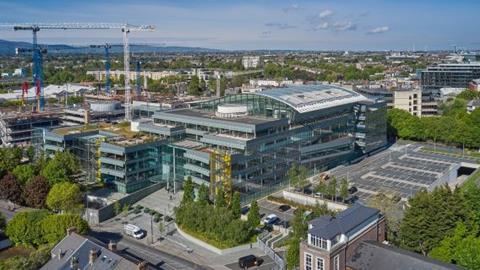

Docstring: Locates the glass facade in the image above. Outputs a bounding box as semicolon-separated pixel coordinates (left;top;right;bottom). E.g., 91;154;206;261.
139;85;387;202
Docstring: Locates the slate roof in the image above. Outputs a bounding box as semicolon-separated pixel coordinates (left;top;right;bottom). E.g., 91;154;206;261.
308;204;381;240
347;241;463;270
40;233;137;270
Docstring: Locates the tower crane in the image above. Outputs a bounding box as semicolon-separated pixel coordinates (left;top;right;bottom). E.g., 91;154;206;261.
2;23;155;120
90;43;112;95
136;61;142;98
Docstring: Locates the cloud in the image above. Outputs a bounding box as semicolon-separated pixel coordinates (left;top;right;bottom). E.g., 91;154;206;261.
318;9;334;19
265;22;297;30
282;4;299;13
314;22;330;30
367;26;389;34
333;21;357;31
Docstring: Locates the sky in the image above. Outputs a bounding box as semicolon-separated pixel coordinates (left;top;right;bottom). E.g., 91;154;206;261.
0;0;479;51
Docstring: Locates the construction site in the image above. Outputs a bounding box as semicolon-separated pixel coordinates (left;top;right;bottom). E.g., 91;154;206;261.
0;23;156;147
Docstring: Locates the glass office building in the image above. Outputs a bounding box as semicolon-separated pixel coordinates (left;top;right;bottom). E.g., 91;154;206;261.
36;84;387;199
139;84;387;201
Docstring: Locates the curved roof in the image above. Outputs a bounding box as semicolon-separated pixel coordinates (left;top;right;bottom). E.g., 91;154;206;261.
255;84;368;113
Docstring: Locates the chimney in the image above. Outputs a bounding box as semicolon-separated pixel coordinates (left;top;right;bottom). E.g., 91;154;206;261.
67;227;77;236
89;249;98;265
70;256;79;270
137;261;148;270
108;241;117;252
57;248;64;260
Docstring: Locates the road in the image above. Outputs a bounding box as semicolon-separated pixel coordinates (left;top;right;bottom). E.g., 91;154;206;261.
89;230;213;270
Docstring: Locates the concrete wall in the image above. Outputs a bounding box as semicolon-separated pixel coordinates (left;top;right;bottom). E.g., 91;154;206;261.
282;190;349;212
85;182;165;224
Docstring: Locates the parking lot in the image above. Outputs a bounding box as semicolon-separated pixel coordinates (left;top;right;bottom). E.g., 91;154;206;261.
257;196;295;228
329;142;478;201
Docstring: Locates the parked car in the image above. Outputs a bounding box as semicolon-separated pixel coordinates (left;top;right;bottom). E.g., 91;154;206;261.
241;206;250;215
278;204;291;212
262;214;279;225
348;186;358;194
124;224;144;239
238;255;258;268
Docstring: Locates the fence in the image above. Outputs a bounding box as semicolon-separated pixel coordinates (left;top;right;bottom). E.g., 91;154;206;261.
257;232;286;270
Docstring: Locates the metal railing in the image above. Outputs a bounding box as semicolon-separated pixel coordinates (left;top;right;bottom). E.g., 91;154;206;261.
257;232;286;270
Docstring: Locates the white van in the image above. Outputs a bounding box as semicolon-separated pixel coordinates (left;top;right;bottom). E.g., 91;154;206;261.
124;224;144;239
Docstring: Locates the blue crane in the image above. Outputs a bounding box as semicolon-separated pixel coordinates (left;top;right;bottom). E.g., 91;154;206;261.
90;43;112;95
3;23;155;118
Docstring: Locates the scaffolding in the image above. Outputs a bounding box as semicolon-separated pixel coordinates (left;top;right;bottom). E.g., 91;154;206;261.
209;150;232;203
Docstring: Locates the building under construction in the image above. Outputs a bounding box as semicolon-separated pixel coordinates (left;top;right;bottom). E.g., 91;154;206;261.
0;110;62;146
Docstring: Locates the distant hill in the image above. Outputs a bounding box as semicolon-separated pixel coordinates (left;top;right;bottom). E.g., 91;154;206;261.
0;39;221;55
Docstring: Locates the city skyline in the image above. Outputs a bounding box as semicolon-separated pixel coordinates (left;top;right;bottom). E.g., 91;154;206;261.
0;0;479;51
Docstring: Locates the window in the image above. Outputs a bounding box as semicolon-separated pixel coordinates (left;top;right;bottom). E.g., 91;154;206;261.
333;255;340;270
305;253;312;270
309;234;328;250
316;257;324;270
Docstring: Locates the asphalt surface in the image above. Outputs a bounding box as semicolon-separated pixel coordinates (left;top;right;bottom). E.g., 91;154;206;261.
225;255;276;270
89;230;213;270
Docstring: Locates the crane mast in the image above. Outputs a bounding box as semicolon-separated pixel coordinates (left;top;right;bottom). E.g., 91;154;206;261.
3;23;155;118
122;27;132;121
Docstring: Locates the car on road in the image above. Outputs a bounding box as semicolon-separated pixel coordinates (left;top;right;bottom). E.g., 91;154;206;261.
124;224;145;239
262;214;279;226
238;255;258;268
278;204;291;212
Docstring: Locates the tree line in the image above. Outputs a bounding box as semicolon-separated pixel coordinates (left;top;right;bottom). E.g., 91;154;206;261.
391;182;480;269
0;148;88;269
388;93;480;149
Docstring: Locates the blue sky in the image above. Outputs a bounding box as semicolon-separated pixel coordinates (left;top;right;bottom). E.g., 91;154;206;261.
0;0;479;50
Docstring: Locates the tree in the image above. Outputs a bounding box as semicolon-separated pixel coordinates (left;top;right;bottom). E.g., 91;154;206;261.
297;165;309;190
247;200;260;228
187;75;202;96
398;186;470;255
430;222;480;270
23;176;50;208
12;164;36;185
197;184;209;205
25;145;35;161
0;173;23;205
339;178;349;201
215;186;226;208
326;178;337;201
181;177;195;205
40;214;89;244
6;210;50;247
0;146;23;174
46;182;83;213
315;181;327;198
41;151;79;185
286;237;301;270
287;163;298;188
312;202;330;218
113;201;122;215
231;192;241;219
